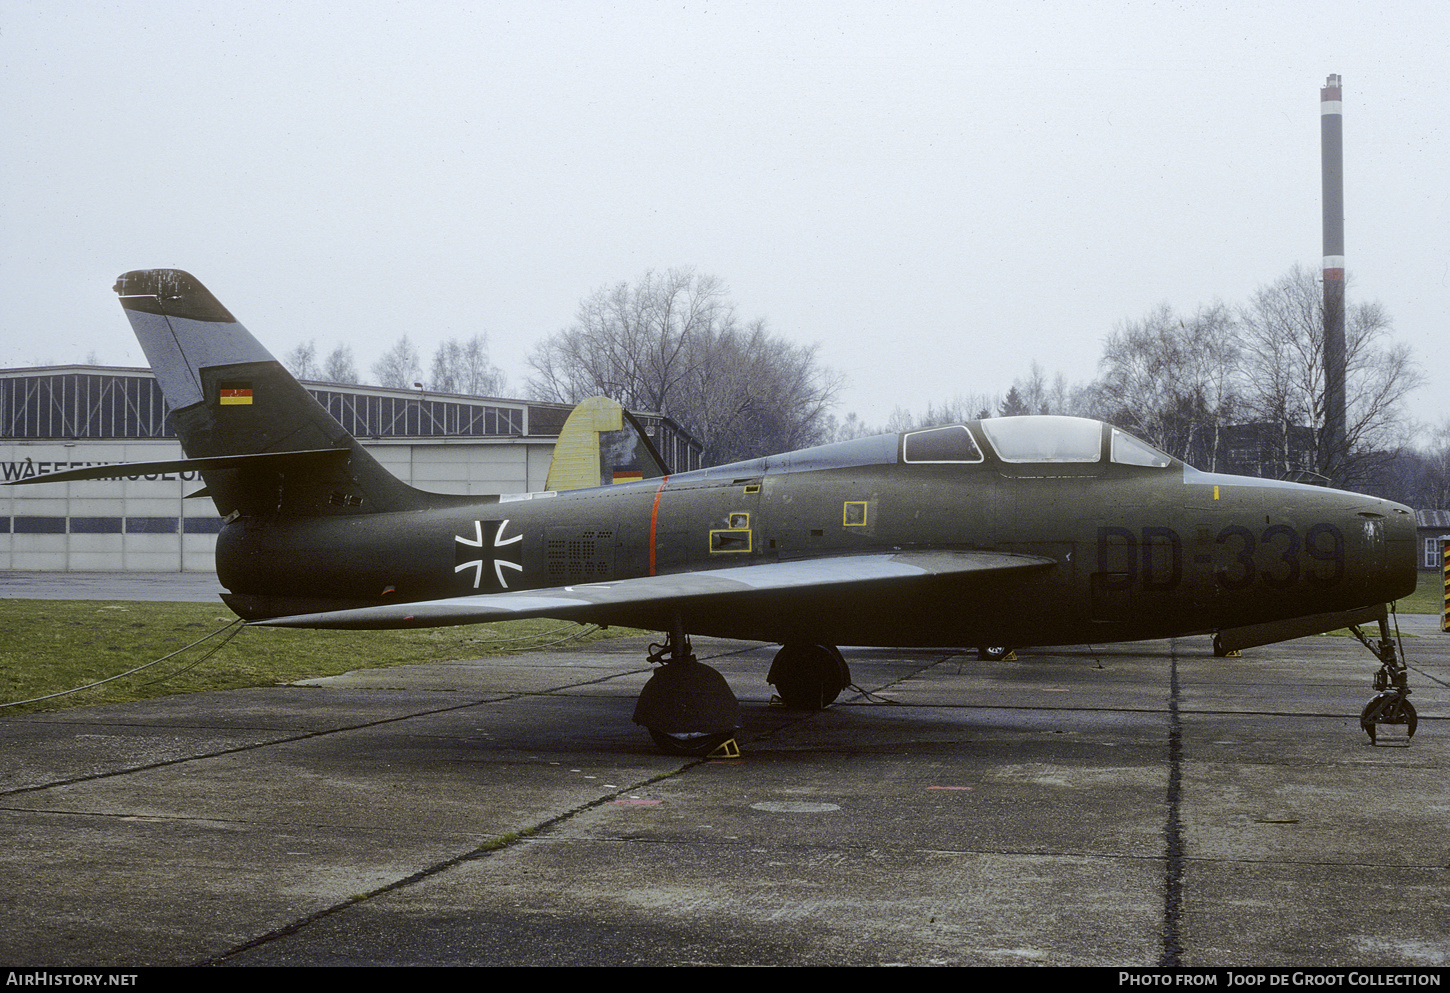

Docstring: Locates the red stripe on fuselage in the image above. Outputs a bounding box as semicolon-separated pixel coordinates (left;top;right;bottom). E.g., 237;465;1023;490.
649;476;669;576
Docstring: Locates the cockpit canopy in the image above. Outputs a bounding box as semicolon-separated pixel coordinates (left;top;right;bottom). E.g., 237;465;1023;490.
693;415;1176;483
1108;425;1174;468
978;416;1102;463
902;416;1174;468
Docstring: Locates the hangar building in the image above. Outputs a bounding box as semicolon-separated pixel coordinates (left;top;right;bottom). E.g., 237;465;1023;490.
1;365;702;573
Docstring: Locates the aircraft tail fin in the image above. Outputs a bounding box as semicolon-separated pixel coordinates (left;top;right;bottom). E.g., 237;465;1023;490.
112;269;438;518
544;395;671;491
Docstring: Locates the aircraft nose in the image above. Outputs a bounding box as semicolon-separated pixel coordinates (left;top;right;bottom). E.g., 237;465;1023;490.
1362;498;1418;605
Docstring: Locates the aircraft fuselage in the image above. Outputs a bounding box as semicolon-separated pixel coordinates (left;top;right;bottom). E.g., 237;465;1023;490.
216;424;1416;649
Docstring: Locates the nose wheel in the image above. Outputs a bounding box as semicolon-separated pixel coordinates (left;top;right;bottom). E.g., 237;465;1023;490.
1360;693;1417;743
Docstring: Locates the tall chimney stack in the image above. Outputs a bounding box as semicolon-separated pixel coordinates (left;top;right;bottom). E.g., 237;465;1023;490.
1321;73;1346;482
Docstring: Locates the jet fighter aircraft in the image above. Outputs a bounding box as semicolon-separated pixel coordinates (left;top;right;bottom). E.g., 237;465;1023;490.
10;270;1421;751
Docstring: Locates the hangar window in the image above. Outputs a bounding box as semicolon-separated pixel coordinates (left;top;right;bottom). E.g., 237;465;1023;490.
902;425;984;463
979;416;1102;463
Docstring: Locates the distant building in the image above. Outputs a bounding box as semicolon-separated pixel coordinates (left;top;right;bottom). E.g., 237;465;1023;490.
1;365;702;572
1415;509;1450;572
1215;422;1319;480
1103;418;1320;480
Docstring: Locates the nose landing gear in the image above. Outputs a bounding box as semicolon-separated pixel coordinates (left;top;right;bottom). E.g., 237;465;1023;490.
1351;617;1416;744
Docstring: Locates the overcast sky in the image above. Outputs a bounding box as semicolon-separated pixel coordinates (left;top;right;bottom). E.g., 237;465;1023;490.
4;1;1446;438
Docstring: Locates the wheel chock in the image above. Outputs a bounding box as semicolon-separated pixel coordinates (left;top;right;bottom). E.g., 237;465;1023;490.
708;738;741;759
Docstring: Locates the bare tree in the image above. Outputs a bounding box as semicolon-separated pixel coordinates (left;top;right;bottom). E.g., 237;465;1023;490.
371;335;422;389
833;393;1003;441
1096;302;1240;467
322;344;359;385
1175;301;1240;471
283;340;320;381
1015;361;1050;415
1416;419;1450;509
429;334;506;396
824;410;873;442
882;406;920;434
678;319;840;464
999;362;1099;419
925;394;1000;424
529;269;728;412
528;269;840;464
1236;264;1422;488
1097;302;1180;452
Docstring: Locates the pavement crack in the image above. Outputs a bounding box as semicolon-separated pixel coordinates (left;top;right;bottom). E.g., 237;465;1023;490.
196;764;699;966
1159;639;1184;968
0;666;665;800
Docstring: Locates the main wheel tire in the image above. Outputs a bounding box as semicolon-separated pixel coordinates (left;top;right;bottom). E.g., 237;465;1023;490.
648;728;736;756
770;644;844;710
978;646;1011;661
823;644;851;702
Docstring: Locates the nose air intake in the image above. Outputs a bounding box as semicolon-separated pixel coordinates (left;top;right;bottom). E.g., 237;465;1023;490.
1371;505;1418;605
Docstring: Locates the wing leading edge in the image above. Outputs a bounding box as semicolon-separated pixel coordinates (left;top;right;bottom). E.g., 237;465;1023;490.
249;549;1056;636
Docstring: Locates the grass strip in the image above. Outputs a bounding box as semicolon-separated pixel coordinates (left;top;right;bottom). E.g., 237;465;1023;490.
0;599;630;716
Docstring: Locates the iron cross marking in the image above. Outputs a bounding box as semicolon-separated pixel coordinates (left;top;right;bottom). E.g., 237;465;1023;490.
454;519;525;589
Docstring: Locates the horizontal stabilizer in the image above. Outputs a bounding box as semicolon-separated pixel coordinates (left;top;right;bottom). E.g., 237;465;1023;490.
3;449;350;487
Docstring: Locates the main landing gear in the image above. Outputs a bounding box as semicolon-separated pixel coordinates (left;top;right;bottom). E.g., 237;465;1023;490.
767;643;851;710
1351;616;1416;744
631;625;855;753
632;618;741;756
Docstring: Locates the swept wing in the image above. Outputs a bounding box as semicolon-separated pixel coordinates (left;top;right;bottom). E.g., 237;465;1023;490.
251;549;1056;633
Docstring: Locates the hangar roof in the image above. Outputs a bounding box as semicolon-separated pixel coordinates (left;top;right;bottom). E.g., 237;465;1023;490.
0;366;700;472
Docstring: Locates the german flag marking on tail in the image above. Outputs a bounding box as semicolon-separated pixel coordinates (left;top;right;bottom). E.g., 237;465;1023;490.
219;383;253;405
